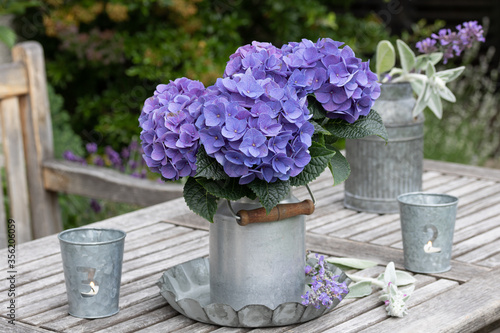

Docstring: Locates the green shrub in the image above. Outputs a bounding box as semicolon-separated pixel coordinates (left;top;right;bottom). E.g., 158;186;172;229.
15;0;390;151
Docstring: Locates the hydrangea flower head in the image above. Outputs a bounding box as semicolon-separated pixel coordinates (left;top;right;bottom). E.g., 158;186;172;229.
283;38;380;123
224;41;289;87
226;38;380;124
139;78;206;180
197;71;313;184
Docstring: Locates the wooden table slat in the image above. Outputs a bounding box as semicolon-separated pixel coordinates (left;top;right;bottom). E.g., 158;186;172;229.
11;160;500;332
359;267;500;333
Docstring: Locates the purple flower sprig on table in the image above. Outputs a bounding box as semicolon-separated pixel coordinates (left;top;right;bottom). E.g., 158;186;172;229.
301;254;349;309
416;21;485;64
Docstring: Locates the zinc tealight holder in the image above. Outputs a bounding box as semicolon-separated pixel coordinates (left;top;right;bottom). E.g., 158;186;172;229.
397;192;458;274
58;228;126;318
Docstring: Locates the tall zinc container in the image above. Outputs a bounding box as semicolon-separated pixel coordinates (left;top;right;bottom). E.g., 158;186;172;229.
344;82;424;214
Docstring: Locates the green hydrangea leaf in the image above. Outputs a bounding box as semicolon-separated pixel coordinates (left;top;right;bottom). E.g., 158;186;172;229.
196;177;249;201
345;281;373;299
307;97;327;120
310;120;331;136
376;40;396;78
324;110;388;142
183;177;218;223
247;179;290;213
396;39;416;73
0;26;16;48
195;145;228;180
327;145;350;186
289;142;335;187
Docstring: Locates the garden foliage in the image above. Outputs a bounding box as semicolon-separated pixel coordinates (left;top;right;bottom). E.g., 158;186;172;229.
14;0;390;150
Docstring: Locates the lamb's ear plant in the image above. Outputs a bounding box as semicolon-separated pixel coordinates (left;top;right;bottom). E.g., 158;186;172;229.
374;21;484;119
376;39;464;119
327;258;415;318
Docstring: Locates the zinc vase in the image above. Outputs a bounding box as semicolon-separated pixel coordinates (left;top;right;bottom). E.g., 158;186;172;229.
344;82;424;214
209;190;306;311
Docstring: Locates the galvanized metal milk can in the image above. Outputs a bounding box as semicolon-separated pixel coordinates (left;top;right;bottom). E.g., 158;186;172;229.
209;189;314;310
344;82;424;213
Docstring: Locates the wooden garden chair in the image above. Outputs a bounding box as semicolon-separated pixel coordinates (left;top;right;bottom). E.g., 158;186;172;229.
0;41;182;247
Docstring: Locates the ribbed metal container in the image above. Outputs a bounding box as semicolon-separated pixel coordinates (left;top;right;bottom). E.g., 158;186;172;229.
344;82;424;214
209;192;305;311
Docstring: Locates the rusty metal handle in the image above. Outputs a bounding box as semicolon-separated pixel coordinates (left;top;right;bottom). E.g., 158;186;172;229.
237;199;315;226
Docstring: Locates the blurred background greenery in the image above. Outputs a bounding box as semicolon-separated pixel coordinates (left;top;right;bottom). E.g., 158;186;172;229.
2;0;499;227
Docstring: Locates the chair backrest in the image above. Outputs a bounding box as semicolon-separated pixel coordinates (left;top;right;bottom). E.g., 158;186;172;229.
0;42;182;247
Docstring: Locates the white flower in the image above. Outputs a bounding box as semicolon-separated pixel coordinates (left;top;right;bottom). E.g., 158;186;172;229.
381;282;410;318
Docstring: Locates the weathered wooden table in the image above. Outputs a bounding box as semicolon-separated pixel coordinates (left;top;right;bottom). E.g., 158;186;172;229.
3;160;500;332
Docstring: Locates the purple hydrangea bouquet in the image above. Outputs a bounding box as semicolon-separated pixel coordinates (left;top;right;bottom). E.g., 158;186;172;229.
139;38;388;222
375;21;485;119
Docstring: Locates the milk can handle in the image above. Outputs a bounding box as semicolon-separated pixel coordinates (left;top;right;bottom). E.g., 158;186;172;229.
228;184;316;226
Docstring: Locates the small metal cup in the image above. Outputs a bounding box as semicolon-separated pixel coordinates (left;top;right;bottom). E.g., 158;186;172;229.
397;192;458;273
58;228;126;318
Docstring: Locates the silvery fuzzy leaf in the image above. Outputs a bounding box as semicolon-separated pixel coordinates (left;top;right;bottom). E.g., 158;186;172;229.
378;271;416;286
326;257;377;270
345;281;373;299
426;61;436;77
436;83;456;102
399;284;415;297
376;40;396;78
427;88;443;119
396;39;416;73
410;79;425;96
383;262;397;286
434;66;465;82
415;53;443;70
412;83;430;117
395;271;416;286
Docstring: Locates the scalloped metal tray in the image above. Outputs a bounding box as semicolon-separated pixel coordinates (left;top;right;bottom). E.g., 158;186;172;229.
157;257;351;328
